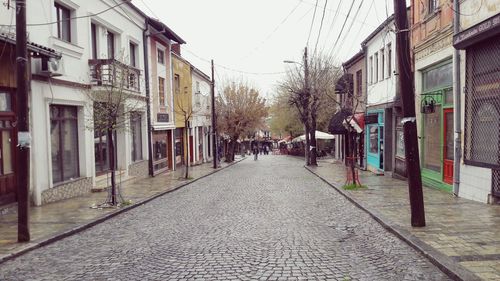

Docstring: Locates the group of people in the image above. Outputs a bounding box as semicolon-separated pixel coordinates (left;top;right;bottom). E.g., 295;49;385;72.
252;145;270;160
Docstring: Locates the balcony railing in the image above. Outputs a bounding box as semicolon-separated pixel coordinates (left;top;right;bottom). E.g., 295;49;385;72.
89;59;141;92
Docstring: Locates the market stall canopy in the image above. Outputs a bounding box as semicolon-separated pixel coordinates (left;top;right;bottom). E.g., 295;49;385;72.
277;136;292;144
292;131;335;142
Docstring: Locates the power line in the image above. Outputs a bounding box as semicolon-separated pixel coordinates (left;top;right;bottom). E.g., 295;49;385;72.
306;0;319;47
301;0;377;28
320;0;343;54
331;0;365;62
0;0;132;27
184;48;285;76
313;0;328;55
327;0;356;58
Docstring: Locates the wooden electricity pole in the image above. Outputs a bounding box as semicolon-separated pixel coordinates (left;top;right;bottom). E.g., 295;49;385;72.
16;0;31;241
303;47;311;166
211;60;217;169
393;0;426;226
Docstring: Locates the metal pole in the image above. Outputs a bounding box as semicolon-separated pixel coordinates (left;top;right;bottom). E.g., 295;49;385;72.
211;60;217;169
16;0;30;242
453;0;462;196
393;0;425;227
303;47;310;166
143;21;154;177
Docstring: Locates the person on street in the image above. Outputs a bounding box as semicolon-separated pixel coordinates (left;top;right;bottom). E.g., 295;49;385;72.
253;146;259;160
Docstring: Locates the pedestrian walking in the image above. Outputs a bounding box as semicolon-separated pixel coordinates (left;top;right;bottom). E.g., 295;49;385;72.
253;146;259;160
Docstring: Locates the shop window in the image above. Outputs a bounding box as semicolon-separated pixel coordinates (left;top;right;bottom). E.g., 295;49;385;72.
130;112;142;162
50;105;79;183
423;62;452;92
369;126;378;154
153;132;168;171
464;40;500;168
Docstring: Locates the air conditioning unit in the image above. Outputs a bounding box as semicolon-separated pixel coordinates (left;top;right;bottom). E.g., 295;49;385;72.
39;57;62;77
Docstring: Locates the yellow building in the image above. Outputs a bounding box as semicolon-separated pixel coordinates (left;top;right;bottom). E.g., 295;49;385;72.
172;50;193;166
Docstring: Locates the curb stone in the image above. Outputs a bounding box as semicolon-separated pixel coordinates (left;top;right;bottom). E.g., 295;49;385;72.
305;165;481;281
0;157;245;265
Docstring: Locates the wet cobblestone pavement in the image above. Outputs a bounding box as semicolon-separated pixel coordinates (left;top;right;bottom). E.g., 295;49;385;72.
0;156;450;280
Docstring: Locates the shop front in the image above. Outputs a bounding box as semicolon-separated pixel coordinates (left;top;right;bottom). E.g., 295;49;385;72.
365;110;384;173
419;61;454;191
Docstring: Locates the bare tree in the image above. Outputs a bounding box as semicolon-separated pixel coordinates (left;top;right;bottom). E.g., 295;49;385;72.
85;58;145;206
216;80;268;162
281;53;341;165
173;90;198;179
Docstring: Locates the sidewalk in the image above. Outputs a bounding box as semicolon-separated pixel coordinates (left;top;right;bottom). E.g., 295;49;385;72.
0;157;242;263
307;159;500;281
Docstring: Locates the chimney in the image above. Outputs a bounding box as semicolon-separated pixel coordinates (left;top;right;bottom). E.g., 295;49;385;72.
172;43;181;56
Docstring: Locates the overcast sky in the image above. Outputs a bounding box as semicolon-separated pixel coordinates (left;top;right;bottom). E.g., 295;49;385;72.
134;0;395;99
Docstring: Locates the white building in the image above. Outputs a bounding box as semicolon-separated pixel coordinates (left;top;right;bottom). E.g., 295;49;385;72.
0;0;150;206
362;15;405;178
190;66;213;164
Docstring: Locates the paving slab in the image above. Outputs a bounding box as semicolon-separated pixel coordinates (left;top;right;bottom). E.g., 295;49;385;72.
0;158;241;262
306;158;500;281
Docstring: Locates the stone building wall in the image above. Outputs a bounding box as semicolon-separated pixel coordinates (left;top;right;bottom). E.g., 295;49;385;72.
41;178;93;205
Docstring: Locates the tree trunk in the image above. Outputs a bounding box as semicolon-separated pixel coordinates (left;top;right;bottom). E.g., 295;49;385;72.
349;131;356;185
304;123;310;165
107;128;116;205
310;117;317;166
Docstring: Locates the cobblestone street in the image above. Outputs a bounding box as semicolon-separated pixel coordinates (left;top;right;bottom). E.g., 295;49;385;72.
0;156;449;280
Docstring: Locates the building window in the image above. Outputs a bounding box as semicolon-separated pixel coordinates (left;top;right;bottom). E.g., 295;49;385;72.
380;48;385;80
428;0;438;13
54;3;71;42
356;70;362;97
157;49;165;64
130;112;142;162
129;42;137;67
464;40;500;168
91;23;97;59
174;74;180;95
107;31;115;59
158;77;165;106
153;132;168;171
50;105;79;184
387;43;392;77
369;56;373;84
374;52;379;83
369;126;378;154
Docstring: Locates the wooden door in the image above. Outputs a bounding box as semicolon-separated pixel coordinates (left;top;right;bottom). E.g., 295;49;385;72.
443;109;454;184
0;117;16;206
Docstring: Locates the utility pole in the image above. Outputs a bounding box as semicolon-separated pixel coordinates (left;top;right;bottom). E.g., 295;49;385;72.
211;60;217;169
303;47;311;166
393;0;425;227
16;0;31;241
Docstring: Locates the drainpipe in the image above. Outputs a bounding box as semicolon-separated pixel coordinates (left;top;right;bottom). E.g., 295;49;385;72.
143;19;154;177
453;0;461;196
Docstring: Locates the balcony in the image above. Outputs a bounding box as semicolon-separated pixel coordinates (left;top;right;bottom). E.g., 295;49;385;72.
89;59;141;93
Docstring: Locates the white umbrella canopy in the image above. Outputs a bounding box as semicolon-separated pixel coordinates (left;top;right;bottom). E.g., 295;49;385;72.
292;130;335;142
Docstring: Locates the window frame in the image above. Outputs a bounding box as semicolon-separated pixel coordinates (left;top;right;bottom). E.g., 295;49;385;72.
157;48;165;65
380;48;385;81
158;76;166;106
54;2;72;42
369;56;373;84
107;31;115;59
387;43;392;78
90;23;98;59
50;105;80;184
129;42;137;67
130;112;143;162
374;52;379;83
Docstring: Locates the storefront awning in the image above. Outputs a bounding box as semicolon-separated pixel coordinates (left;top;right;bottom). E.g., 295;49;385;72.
328;109;350;134
342;113;365;134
